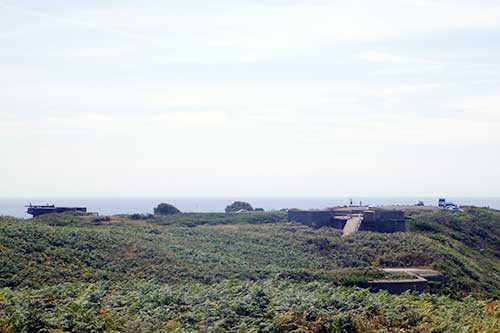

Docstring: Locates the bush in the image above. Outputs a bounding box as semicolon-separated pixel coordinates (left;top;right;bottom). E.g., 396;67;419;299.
332;314;357;333
34;213;86;226
91;216;111;224
130;213;154;220
225;201;254;213
154;203;180;215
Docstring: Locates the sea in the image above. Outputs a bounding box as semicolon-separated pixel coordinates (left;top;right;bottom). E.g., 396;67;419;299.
1;197;499;218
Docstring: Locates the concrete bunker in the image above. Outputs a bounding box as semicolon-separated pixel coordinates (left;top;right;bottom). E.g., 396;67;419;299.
288;207;406;233
26;204;88;217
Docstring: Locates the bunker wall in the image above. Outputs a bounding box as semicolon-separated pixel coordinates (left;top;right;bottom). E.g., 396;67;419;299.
363;279;427;294
362;210;405;222
288;210;335;229
359;220;406;233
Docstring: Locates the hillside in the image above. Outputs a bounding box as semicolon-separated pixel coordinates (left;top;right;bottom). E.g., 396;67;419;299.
1;207;500;332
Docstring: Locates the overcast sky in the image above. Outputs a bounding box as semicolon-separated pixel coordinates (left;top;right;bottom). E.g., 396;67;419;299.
1;0;500;197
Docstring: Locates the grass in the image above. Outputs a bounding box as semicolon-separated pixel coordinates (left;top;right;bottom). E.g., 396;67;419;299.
1;280;499;332
1;207;500;331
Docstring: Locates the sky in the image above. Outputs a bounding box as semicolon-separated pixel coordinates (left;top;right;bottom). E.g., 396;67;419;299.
1;0;500;197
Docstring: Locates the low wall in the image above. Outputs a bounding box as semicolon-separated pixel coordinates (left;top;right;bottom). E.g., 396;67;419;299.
363;279;427;294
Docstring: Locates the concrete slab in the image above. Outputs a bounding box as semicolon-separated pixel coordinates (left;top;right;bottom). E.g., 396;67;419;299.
382;268;443;281
343;215;363;236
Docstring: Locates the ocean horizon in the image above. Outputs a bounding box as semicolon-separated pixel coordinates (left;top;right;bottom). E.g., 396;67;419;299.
1;196;499;218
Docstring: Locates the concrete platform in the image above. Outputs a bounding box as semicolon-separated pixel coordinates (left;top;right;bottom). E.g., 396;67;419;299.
364;268;443;294
382;268;443;281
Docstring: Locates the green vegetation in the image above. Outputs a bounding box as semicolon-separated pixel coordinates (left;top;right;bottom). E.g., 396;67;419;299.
2;280;499;333
153;203;180;215
225;201;254;213
407;207;500;297
151;211;287;227
0;207;500;332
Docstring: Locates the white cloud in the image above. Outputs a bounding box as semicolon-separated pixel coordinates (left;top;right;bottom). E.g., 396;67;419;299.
1;0;500;196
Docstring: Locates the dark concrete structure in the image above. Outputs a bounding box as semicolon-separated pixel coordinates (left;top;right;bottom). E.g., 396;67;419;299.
363;268;443;294
363;278;427;294
287;210;348;229
359;210;406;233
288;207;406;233
26;205;87;217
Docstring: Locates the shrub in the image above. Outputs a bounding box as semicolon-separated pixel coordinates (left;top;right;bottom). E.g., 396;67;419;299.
154;203;180;215
130;213;154;220
225;201;254;213
332;314;357;333
34;213;86;226
91;216;111;224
